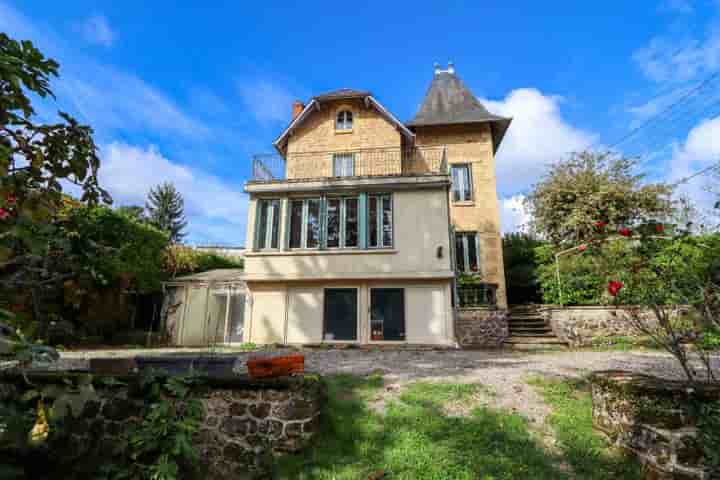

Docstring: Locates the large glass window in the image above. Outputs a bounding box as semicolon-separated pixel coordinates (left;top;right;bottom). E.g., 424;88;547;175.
370;288;405;341
451;164;472;202
255;199;280;249
288;198;321;249
333;153;355;177
326;197;358;249
324;288;358;341
455;232;480;273
368;194;392;248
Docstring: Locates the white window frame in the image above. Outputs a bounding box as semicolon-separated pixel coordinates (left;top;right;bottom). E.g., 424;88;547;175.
256;199;280;250
332;153;355;177
368;193;393;249
289;197;322;250
451;164;473;202
456;232;481;273
326;196;359;249
335;110;353;130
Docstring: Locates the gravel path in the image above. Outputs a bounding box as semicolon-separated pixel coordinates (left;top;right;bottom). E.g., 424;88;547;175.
58;347;720;427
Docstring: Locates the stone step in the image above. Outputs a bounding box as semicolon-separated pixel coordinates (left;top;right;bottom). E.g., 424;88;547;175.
510;327;553;334
506;331;558;338
504;335;567;345
508;314;545;320
508;320;548;326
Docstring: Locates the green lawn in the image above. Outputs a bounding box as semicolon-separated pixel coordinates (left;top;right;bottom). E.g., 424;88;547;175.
528;377;641;480
276;375;568;479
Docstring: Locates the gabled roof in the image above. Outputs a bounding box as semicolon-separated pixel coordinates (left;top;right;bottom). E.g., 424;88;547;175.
273;90;414;155
407;67;512;153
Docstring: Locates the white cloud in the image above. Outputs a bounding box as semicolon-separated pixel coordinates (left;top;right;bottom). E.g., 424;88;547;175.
101;142;248;244
633;23;720;84
659;0;694;14
482;88;596;195
665;116;720;216
77;15;114;47
238;79;295;124
499;195;531;234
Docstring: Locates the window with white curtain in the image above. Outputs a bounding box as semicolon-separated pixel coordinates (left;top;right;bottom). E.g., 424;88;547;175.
335;110;353;130
333;153;355;177
451;164;472;202
455;232;480;273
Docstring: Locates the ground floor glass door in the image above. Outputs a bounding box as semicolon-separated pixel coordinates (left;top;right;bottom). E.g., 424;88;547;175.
226;289;245;343
323;288;358;341
370;288;405;341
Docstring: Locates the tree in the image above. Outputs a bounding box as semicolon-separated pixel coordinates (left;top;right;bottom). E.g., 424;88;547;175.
0;33;110;335
525;151;674;245
116;204;146;222
503;233;544;304
145;182;187;242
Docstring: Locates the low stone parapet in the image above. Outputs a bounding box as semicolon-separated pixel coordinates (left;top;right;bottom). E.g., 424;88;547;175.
456;307;509;348
590;370;720;479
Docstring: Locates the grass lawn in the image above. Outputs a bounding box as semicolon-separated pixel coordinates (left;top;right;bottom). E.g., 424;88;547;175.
275;375;575;479
528;377;642;480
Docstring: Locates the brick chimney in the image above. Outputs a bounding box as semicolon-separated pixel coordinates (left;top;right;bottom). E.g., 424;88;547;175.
292;100;305;120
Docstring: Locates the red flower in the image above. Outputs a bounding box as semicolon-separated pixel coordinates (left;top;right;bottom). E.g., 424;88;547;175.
577;244;587;252
607;280;624;297
618;227;631;237
5;194;16;205
594;221;607;229
0;208;9;220
655;224;664;233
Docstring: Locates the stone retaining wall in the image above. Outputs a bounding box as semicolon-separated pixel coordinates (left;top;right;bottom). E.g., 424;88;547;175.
590;370;720;479
0;371;324;478
455;308;509;347
544;306;665;347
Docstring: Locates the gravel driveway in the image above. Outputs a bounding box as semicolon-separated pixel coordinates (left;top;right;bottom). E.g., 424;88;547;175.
58;347;720;427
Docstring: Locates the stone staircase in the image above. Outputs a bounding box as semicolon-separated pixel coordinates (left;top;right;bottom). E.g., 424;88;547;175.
504;304;566;348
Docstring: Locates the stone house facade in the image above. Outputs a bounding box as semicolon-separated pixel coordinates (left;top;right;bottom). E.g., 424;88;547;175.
242;64;511;346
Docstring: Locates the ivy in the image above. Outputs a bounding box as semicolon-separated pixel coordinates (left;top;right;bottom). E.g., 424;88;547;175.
697;401;720;474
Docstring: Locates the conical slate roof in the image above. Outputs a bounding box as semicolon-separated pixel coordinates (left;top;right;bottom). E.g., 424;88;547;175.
407;68;511;153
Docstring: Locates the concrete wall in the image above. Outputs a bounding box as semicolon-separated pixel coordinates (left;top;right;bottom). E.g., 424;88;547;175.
245;188;454;280
245;279;454;346
415;123;507;308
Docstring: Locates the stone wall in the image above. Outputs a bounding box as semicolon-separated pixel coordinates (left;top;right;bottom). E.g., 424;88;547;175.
0;371;324;478
456;307;509;347
590;370;720;479
544;306;665;347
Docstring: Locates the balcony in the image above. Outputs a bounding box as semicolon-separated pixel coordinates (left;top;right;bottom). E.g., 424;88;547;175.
250;146;447;183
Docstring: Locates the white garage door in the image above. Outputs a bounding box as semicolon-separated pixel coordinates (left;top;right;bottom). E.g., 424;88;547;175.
286;287;323;344
250;290;286;344
405;286;447;344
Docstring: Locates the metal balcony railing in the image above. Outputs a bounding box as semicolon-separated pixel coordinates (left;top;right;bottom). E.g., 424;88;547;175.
457;283;498;308
250;146;448;182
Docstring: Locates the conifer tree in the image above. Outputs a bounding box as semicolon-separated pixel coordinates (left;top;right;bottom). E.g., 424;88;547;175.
145;182;187;242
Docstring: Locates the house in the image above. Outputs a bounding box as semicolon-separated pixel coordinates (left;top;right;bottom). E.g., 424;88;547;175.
242;63;510;346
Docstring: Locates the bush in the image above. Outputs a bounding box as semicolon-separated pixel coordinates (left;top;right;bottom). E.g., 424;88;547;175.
164;245;243;278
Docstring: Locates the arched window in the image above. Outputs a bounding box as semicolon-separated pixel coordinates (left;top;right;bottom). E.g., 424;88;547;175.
336;110;353;130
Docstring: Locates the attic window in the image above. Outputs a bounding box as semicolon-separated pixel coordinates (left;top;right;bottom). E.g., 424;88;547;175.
336;110;353;131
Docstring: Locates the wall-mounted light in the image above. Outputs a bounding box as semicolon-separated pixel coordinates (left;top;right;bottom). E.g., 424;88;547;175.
437;246;443;258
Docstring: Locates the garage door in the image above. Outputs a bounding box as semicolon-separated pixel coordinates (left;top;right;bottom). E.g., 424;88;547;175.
405;286;447;344
250;290;286;344
286;287;323;343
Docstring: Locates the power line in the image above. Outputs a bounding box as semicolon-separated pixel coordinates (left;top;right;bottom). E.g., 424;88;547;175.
670;160;720;187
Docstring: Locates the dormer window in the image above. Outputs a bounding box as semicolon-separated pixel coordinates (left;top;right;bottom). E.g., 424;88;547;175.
336;110;353;131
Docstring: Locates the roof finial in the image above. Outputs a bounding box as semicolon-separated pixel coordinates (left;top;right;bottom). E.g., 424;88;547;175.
434;62;441;75
447;61;455;74
434;62;455;75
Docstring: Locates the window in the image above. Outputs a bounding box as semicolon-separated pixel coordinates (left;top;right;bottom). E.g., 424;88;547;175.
370;288;405;341
332;153;355;177
455;232;480;273
336;110;353;130
326;197;358;248
255;199;280;249
368;194;392;248
288;198;321;249
324;288;358;341
451;164;472;202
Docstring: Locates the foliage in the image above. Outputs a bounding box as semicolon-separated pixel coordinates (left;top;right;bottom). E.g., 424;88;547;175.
146;182;187;243
0;33;110;337
115;205;146;222
529;377;641;479
503;233;544;304
585;219;719;383
276;375;615;479
105;372;205;480
697;400;720;474
525;151;673;246
163;244;243;278
59;204;169;293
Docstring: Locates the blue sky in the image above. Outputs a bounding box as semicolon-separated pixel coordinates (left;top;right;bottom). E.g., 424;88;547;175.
2;0;719;243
